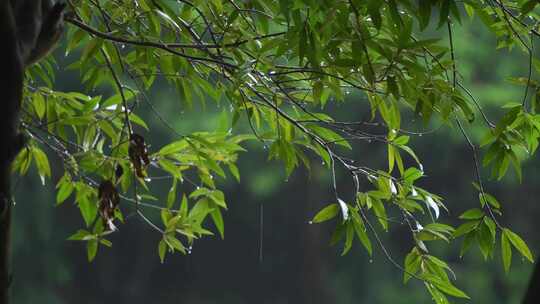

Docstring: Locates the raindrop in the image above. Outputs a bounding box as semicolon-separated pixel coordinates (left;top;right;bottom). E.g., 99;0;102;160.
425;196;440;219
389;180;397;195
144;177;151;182
369;259;373;263
337;198;350;221
308;221;313;225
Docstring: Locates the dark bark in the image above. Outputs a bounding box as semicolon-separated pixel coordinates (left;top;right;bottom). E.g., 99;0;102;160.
0;2;24;304
523;262;540;304
0;205;11;304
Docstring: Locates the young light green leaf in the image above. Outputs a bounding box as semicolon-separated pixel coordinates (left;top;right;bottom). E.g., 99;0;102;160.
501;231;512;273
341;222;354;256
352;215;372;256
459;208;484;220
87;239;98;262
32;147;51;183
424;274;470;299
68;229;92;241
210;208;225;239
158;239;167;263
503;228;534;263
56;181;74;205
312;203;339;223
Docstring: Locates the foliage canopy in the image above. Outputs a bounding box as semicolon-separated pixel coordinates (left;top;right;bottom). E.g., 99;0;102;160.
14;1;540;302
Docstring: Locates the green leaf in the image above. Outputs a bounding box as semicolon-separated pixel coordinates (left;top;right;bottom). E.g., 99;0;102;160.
371;198;388;231
306;125;351;149
33;92;46;119
352;214;372;256
501;231;512;273
68;229;92;241
77;192;98;227
158;140;188;155
32;146;51;183
477;221;495;259
164;234;186;254
460;232;476;257
167;179;177;209
330;223;346;246
210;208;225;239
99;238;112;247
87;239;98;262
158;239;167;263
459;208;484;220
403;168;423;184
341;222;354;256
404;249;421;283
56;179;74;205
424;274;470;299
503;228;534;263
398;145;421;166
180;195;188;218
312;203;339;223
453;220;480;238
388;144;396;173
228;164;240;182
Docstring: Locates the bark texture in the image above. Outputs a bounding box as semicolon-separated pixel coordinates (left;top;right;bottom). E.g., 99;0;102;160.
0;2;24;304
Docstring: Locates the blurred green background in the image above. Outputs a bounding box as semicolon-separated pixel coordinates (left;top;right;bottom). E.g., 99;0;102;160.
9;17;539;304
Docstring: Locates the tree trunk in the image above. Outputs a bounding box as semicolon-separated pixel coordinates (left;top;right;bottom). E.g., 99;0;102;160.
523;262;540;304
0;204;11;304
0;2;24;304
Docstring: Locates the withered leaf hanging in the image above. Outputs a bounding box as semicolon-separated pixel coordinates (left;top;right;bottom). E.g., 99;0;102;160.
128;133;150;178
98;179;120;231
